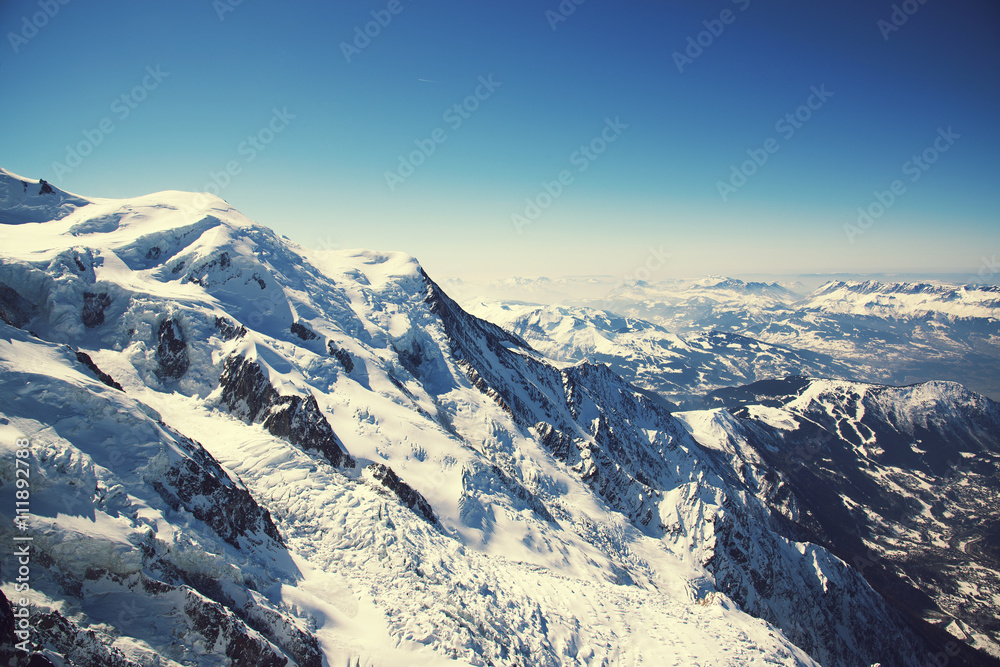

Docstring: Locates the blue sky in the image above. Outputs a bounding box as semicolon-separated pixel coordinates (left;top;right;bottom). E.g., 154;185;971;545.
2;0;998;281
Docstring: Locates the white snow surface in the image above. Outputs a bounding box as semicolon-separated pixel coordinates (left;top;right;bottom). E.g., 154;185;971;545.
0;168;823;665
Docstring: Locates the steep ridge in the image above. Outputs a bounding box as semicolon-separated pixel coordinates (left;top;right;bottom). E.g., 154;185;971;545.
0;167;959;665
681;377;1000;663
422;272;932;666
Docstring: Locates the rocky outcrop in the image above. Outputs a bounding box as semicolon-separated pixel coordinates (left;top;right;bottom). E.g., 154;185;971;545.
74;350;124;391
156;318;190;379
21;568;318;667
0;588;57;667
81;291;111;328
290;321;317;340
150;429;284;549
366;463;437;524
216;316;248;341
31;610;138;667
0;282;33;329
327;340;354;372
219;354;353;468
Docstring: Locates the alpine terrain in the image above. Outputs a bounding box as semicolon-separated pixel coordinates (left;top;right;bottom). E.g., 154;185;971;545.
0;168;997;667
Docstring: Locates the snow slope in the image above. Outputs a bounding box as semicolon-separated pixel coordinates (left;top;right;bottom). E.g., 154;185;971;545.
0;167;954;666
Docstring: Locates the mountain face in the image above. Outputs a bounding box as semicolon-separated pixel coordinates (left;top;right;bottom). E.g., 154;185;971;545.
0;167;994;666
683;377;1000;662
464;301;859;407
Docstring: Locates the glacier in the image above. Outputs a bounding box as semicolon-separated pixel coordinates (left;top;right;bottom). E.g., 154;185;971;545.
0;167;996;667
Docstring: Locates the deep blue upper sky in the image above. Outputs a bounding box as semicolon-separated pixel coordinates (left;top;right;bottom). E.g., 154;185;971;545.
2;0;998;280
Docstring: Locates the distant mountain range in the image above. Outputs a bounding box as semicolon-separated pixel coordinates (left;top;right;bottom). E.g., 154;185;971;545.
463;275;1000;401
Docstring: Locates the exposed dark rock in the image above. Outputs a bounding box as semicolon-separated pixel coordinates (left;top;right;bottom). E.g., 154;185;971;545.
367;462;438;524
37;179;53;195
156;318;189;379
0;587;28;666
327;340;354;372
0;282;33;329
219;354;353;468
74;350;124;391
290;321;317;340
705;376;813;410
183;594;288;667
139;560;321;667
73;255;88;272
20;553;321;667
81;292;111;328
216;316;248;341
251;273;267;289
171;261;185;274
534;422;575;462
394;341;424;378
150;434;284;548
33;610;136;666
186;252;232;286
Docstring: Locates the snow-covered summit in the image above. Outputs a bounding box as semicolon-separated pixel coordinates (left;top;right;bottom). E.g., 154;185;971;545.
1;170;991;666
0;167;92;224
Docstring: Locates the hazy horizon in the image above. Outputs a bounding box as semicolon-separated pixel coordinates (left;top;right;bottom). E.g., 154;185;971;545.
2;0;998;283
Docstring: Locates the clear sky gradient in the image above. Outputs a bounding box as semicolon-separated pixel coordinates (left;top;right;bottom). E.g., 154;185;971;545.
2;0;998;281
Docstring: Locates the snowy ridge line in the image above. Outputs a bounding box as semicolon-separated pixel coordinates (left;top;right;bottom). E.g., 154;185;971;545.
1;165;988;665
804;279;1000;320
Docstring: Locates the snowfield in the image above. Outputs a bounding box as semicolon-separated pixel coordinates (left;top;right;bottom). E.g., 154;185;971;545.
1;167;994;666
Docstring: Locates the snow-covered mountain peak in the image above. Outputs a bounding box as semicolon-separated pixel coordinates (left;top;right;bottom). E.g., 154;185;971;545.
804;279;1000;319
0;167;92;225
2;170;995;666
